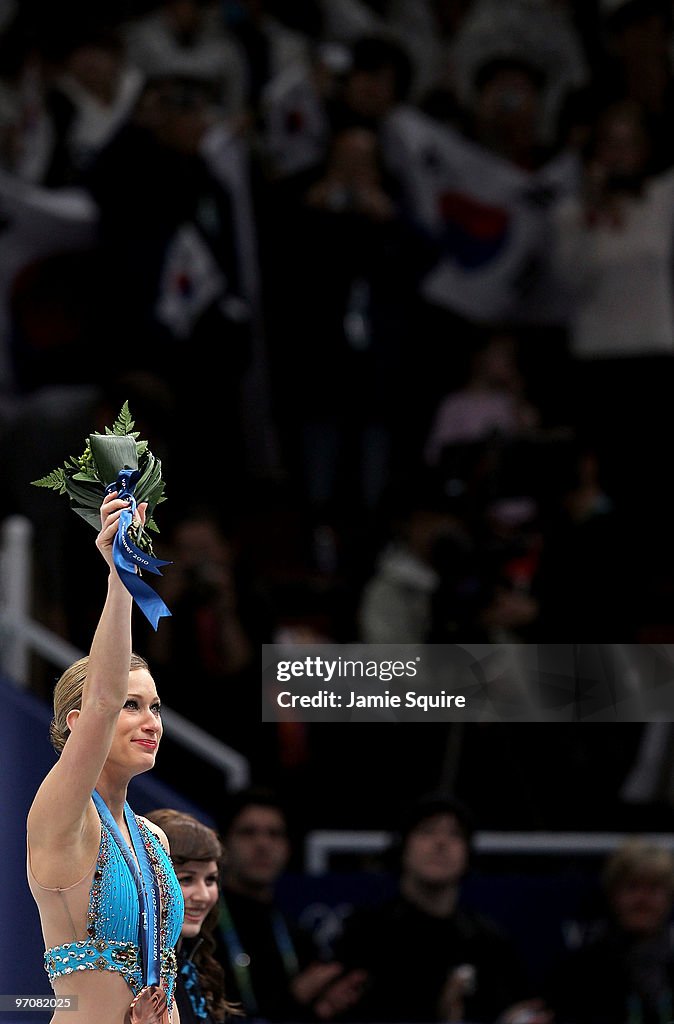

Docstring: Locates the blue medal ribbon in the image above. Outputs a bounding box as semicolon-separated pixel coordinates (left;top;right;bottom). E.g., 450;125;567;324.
92;791;163;987
104;469;172;631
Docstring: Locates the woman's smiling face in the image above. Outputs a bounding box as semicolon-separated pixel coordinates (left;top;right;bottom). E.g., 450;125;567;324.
176;859;220;938
107;670;163;773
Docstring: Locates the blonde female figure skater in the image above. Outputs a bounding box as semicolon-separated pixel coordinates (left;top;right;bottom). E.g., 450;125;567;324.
27;491;184;1024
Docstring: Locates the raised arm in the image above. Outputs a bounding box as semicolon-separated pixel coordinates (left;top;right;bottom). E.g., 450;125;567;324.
27;491;147;850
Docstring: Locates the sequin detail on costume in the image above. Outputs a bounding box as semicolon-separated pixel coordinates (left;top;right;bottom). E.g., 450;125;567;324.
43;809;184;1005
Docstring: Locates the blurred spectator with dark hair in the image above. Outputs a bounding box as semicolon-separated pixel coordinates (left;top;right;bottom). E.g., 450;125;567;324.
550;96;674;535
215;785;364;1022
325;34;413;134
357;483;472;643
423;331;540;470
36;25;144;187
259;117;437;554
375;46;580;431
592;0;674;174
0;9;131;183
258;32;413;184
216;782;302;1024
446;0;589;152
84;71;254;483
465;54;552;171
380;327;547;641
319;794;552;1023
546;837;674;1024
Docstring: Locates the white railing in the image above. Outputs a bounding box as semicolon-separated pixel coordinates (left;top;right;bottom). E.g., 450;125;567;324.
304;829;674;874
0;515;250;791
0;515;34;682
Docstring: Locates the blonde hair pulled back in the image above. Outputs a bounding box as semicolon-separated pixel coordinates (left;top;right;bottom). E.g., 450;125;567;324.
50;653;150;754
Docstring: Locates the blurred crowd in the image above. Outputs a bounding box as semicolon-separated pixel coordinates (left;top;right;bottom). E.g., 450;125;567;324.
151;785;674;1024
2;0;674;876
4;4;674;1020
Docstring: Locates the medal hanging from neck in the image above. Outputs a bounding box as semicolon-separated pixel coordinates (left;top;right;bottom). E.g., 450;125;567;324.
93;791;169;1024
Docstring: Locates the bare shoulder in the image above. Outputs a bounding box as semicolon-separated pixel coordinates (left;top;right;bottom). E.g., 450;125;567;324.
141;816;170;855
27;797;101;890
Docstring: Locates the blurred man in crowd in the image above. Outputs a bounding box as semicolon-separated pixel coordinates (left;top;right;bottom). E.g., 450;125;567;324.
216;786;364;1022
320;794;552;1023
547;837;674;1024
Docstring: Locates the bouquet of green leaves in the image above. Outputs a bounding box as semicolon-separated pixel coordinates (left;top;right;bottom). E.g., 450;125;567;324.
32;401;165;557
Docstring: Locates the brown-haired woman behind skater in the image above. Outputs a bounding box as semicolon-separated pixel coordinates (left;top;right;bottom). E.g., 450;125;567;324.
146;809;241;1024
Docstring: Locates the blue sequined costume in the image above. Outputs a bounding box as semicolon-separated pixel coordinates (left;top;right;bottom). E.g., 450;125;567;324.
43;808;184;1005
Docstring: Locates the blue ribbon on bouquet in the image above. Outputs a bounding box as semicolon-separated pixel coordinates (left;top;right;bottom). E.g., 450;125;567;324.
104;468;172;630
